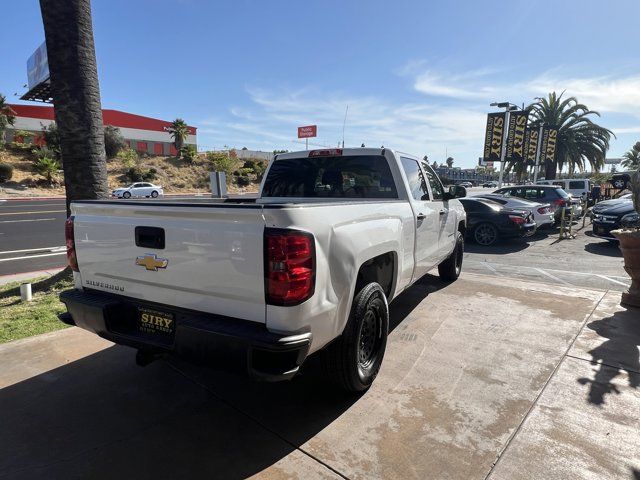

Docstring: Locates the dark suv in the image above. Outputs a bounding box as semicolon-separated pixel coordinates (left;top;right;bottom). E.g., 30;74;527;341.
493;185;572;222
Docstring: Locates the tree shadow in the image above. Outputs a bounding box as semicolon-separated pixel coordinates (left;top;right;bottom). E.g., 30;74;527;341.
577;309;640;406
0;274;447;479
584;240;623;258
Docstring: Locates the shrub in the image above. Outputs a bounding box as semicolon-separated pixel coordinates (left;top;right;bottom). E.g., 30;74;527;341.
33;157;60;184
0;162;13;182
42;123;61;158
243;159;267;181
236;176;251;187
206;151;238;177
117;148;138;169
10;142;32;151
35;146;56;162
13;130;33;143
125;166;157;182
104;125;126;158
180;144;197;163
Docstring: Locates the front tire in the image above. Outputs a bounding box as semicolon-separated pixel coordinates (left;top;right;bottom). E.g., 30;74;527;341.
323;283;389;392
438;231;464;281
123;191;131;199
474;222;498;246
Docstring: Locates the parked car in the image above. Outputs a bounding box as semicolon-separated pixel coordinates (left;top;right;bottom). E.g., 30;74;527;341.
459;197;536;245
493;184;581;221
112;182;164;199
60;147;467;392
459;181;473;188
536;179;592;201
588;193;633;219
591;201;638;241
482;181;498;188
474;193;555;228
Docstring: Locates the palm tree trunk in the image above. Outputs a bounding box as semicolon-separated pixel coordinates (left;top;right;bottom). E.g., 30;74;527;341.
39;0;108;217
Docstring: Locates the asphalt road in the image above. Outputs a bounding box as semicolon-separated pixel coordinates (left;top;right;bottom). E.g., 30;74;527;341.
0;199;67;276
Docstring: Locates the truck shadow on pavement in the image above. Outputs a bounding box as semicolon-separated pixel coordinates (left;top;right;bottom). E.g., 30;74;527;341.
464;238;530;255
577;308;640;406
0;275;448;480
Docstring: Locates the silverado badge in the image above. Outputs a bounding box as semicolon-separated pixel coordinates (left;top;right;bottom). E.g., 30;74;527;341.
135;253;168;271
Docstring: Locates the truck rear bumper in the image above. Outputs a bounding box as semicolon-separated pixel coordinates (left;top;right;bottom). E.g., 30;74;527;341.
59;289;311;382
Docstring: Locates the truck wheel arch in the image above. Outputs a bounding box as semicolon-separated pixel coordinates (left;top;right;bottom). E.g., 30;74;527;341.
354;251;397;300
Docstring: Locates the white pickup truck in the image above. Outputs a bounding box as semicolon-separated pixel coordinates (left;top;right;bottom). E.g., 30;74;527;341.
60;148;466;391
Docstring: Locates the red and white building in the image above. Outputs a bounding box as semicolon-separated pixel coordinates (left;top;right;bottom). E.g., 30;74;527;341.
6;104;197;156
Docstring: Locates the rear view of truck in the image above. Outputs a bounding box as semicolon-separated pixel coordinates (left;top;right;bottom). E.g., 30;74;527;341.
61;200;314;381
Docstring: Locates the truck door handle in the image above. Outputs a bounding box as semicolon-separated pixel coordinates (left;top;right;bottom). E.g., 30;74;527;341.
416;213;426;221
439;210;446;216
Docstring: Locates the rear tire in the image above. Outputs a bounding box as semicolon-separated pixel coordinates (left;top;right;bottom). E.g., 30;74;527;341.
323;283;389;393
151;190;159;198
474;222;498;246
438;231;464;282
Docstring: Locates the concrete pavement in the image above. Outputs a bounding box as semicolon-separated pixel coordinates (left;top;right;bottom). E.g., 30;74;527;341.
1;272;638;479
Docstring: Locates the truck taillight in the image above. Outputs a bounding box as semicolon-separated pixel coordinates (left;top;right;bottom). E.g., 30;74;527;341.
264;228;315;306
65;216;79;272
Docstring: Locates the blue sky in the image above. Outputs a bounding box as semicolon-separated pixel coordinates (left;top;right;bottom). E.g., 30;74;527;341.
1;0;639;168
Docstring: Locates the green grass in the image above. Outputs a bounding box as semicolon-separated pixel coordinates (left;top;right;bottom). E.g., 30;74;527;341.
0;271;73;344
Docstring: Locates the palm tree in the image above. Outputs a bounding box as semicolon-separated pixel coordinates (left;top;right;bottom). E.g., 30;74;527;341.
622;141;640;170
40;0;108;216
0;93;16;146
446;157;454;168
168;118;189;153
527;92;613;180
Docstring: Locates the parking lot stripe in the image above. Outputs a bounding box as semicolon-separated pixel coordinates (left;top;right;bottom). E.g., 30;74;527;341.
481;262;503;276
0;246;66;255
0;252;67;263
0;218;57;224
534;267;572;286
0;210;65;216
595;274;630;287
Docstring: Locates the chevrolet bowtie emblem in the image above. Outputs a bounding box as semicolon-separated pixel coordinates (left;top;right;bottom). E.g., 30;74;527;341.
135;253;168;271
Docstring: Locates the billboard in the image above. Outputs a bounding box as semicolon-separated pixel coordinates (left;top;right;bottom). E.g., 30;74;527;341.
27;42;49;90
482;112;506;161
504;111;528;163
297;125;317;138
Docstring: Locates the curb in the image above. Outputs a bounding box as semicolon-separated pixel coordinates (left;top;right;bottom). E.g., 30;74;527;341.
0;267;66;286
0;196;66;201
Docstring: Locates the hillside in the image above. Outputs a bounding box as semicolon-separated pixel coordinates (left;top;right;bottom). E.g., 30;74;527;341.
0;146;263;197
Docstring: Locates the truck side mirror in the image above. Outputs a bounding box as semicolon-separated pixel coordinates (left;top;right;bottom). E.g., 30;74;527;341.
447;185;466;199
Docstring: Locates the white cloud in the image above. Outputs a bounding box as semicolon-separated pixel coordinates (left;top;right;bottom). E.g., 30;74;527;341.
197;87;487;163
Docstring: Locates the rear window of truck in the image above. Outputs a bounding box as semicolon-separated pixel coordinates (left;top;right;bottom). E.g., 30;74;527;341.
262;155;398;198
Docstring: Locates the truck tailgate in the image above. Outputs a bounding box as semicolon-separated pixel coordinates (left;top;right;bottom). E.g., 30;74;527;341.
72;202;267;323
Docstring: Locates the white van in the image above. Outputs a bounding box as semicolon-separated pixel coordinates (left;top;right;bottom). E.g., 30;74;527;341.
536;179;592;200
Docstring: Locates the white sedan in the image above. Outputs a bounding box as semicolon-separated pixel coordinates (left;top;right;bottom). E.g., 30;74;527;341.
475;193;555;228
112;183;164;199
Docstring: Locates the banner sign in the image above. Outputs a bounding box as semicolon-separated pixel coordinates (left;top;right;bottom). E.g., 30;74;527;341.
505;111;528;162
483;112;506;161
297;125;317;139
524;128;540;164
539;126;558;164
